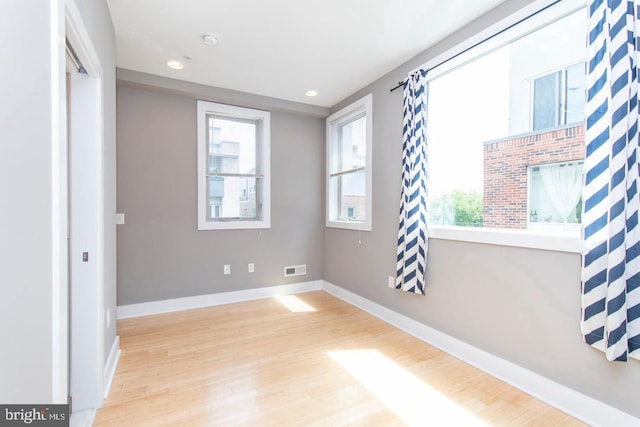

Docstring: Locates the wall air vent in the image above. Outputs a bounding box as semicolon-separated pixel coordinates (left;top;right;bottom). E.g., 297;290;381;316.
284;264;307;277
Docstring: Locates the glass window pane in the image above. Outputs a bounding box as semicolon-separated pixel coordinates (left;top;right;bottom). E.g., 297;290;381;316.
429;190;483;227
565;63;586;125
533;72;560;131
426;7;586;234
529;162;583;224
337;115;366;173
208;116;257;175
207;176;261;220
331;169;366;221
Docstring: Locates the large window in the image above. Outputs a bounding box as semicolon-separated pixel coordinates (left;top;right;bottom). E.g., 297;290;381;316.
197;100;270;230
425;0;586;242
326;94;373;231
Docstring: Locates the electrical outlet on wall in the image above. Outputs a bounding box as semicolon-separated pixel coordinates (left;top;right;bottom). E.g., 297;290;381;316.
388;276;395;288
248;263;255;273
224;264;231;275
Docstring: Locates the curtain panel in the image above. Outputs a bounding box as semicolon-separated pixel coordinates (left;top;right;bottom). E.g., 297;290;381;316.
582;0;640;361
394;69;429;295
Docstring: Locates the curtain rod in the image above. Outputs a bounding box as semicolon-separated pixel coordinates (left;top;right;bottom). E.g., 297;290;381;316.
65;38;87;75
390;0;562;92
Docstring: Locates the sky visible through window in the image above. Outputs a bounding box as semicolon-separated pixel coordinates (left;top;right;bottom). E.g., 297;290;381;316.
212;117;256;173
425;6;587;230
427;47;510;198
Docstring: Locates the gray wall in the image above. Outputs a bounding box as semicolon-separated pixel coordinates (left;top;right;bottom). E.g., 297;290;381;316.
116;76;325;305
324;0;640;419
74;0;118;367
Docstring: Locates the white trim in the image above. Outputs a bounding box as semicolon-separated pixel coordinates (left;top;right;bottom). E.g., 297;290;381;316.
69;409;96;427
411;0;588;253
326;93;373;231
196;100;271;230
112;280;638;425
321;281;639;427
428;226;581;253
117;280;323;319
51;0;68;403
65;0;103;78
66;0;106;412
103;336;121;399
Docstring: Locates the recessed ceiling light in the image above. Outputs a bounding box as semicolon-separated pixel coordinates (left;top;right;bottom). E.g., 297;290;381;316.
202;33;219;46
305;90;318;97
166;60;184;70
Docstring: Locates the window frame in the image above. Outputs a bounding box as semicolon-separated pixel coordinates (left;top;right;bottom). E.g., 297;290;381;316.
526;160;584;235
415;0;585;253
197;100;271;230
530;61;586;131
326;94;373;231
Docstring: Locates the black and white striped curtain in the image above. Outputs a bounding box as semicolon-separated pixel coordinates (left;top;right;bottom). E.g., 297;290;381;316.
393;70;429;295
582;0;640;361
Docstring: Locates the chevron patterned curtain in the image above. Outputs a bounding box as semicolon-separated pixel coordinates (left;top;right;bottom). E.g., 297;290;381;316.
582;0;640;361
394;69;429;295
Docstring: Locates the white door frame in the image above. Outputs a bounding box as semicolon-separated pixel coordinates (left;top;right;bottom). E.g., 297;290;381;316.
51;0;68;403
65;0;106;412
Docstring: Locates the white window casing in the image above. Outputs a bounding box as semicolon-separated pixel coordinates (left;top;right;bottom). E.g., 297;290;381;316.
417;0;586;252
326;94;373;231
197;100;270;230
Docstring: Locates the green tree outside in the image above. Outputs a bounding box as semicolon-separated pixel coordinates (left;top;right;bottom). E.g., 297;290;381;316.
429;190;483;227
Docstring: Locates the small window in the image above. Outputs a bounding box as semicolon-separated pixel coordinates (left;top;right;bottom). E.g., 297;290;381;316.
326;94;373;231
197;100;270;230
532;71;560;131
532;62;586;131
528;161;583;233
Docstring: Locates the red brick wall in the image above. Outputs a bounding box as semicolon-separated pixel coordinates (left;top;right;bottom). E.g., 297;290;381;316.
482;125;585;229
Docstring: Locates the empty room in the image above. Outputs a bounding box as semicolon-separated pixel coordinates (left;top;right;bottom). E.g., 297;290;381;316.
3;0;640;426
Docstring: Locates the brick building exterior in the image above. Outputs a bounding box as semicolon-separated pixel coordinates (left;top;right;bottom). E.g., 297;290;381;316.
482;124;585;229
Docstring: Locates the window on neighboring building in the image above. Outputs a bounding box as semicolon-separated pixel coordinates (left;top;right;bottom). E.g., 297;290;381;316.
326;94;373;231
197;100;270;230
425;0;586;241
532;62;586;131
528;161;583;234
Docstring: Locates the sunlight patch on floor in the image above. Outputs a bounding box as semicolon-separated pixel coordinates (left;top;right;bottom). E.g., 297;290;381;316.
327;349;489;427
274;294;317;312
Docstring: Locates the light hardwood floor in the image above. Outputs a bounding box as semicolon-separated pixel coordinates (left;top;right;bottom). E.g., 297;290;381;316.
94;291;585;426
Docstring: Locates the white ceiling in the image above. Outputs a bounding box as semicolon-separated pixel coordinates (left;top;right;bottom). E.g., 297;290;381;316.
107;0;505;108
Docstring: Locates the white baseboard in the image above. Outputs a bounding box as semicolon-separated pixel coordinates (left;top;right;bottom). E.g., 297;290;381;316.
113;279;638;426
104;335;121;399
117;280;323;319
322;281;639;427
69;409;95;427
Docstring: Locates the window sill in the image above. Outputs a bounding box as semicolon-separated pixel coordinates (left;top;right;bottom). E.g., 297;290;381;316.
428;226;581;253
326;219;371;232
198;219;270;231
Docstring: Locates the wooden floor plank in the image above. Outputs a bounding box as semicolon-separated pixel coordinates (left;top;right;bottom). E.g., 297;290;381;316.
94;291;585;426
